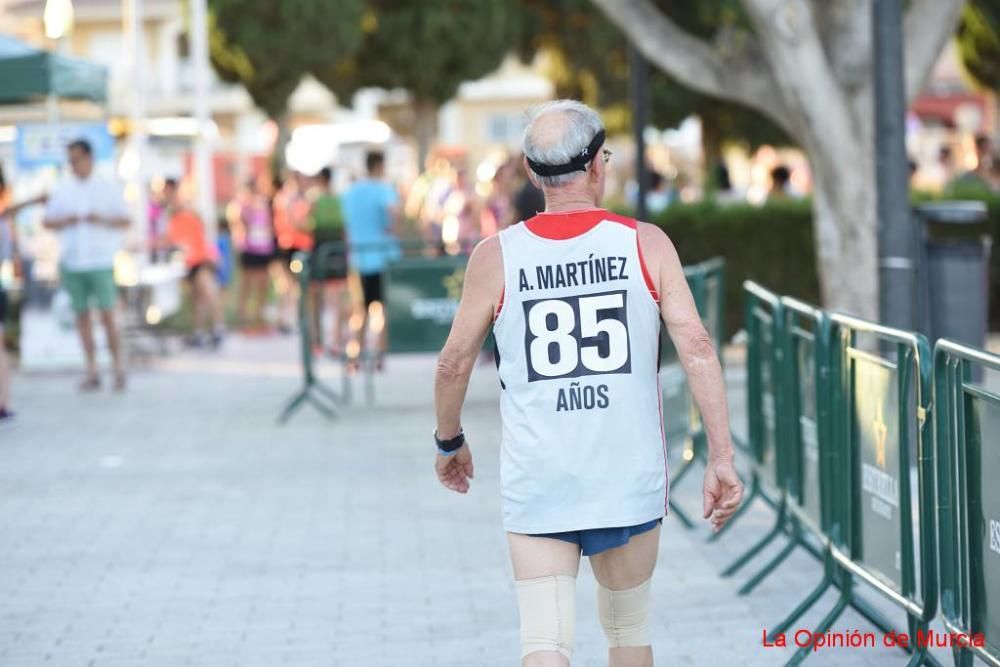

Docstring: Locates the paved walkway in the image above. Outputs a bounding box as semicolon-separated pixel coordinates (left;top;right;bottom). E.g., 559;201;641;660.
0;336;949;666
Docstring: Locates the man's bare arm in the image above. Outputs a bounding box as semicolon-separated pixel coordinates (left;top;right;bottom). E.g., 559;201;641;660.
641;224;733;461
434;236;503;438
89;213;130;229
639;223;741;529
43;216;75;230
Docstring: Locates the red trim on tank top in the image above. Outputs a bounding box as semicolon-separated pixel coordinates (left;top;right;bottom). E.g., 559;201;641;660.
494;285;505;321
522;209;658;301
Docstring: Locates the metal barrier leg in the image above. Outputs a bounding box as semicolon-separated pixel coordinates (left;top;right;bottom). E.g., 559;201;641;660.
707;475;761;543
670;452;698;485
364;354;376;406
903;622;943;667
951;646;974;667
313;379;341;405
666;442;700;528
767;557;835;640
307;393;337;419
845;594;897;637
721;499;787;577
786;575;852;667
667;498;696;528
278;391;310;424
738;519;800;595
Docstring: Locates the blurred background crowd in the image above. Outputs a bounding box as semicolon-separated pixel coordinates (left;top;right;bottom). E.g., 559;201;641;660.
0;0;997;415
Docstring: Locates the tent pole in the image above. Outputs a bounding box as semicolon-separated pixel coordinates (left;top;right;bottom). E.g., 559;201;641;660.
190;0;217;242
124;0;148;246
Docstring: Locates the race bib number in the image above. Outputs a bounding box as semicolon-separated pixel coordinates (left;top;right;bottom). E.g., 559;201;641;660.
522;290;631;382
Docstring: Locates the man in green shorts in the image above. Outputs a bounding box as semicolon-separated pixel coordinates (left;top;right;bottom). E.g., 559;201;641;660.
44;139;130;391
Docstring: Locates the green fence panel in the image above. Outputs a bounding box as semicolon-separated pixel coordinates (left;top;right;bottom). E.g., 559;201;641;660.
935;340;1000;667
746;281;786;492
819;314;938;664
758;297;845;638
717;282;790;578
385;255;468;353
781;298;833;535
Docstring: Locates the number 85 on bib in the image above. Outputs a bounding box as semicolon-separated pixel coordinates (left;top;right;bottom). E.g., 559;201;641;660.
522;290;632;382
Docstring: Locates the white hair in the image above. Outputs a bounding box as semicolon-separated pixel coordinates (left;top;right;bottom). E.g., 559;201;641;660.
522;99;605;188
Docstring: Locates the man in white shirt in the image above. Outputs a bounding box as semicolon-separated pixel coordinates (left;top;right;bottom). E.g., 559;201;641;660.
44;139;130;391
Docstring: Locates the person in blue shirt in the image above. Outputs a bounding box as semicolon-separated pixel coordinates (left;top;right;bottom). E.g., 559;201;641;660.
341;151;400;368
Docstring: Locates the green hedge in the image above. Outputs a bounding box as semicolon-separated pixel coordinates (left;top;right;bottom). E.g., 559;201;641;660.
651;200;819;337
649;193;1000;338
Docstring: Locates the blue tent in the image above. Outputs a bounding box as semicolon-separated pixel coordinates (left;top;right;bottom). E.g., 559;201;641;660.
0;33;107;104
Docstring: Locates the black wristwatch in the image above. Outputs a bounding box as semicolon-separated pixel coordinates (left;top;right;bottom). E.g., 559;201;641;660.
434;428;466;456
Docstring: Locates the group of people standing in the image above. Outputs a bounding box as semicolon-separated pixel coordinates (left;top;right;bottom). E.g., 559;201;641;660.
0;145;401;426
155;150;399;365
407;154;546;255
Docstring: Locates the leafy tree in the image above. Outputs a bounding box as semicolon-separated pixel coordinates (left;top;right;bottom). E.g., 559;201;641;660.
594;0;965;318
313;0;519;165
518;0;789;188
208;0;364;169
957;0;1000;92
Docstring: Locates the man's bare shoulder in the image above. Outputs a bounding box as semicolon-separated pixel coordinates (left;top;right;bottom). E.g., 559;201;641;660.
636;221;679;270
469;233;502;267
465;234;504;294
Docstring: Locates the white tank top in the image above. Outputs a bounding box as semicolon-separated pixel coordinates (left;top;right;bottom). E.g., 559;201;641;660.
493;209;668;534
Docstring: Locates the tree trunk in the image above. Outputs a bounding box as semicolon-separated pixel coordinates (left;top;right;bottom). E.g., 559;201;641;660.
270;110;291;177
809;137;879;320
413;98;438;169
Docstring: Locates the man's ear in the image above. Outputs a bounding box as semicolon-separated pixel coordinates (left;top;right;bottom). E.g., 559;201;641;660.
522;156;541;188
589;155;603;184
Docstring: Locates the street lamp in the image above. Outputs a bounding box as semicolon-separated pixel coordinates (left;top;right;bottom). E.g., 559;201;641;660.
43;0;74;41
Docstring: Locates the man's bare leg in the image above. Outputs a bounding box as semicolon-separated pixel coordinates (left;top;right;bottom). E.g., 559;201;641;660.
191;277;207;334
589;525;660;667
194;267;222;333
204;272;224;332
0;326;10;409
236;272;250;326
75;312;98;384
326;282;347;352
508;532;581;667
99;309;125;388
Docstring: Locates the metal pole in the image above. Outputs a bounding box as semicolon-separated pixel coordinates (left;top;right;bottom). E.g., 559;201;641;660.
873;0;915;329
629;43;649;221
190;0;217;242
125;0;149;244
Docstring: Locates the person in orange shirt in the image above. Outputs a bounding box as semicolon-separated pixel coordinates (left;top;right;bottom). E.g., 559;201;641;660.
161;178;224;348
273;172;314;334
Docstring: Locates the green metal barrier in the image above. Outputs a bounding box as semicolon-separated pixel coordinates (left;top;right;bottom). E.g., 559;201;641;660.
385;254;468;353
785;313;939;667
724;296;833;596
719;281;789;578
277;249;342;424
760;297;838;632
661;258;729;529
935;340;1000;667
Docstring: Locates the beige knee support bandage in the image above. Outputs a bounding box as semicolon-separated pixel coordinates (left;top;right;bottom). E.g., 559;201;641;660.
597;578;652;648
515;574;576;659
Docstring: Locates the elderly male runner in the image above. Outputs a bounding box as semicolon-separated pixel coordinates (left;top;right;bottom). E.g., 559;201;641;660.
434;100;743;667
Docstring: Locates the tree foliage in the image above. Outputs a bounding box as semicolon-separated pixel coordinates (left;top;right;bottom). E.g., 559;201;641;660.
312;2;519;107
311;0;519;162
957;0;1000;92
517;0;789;156
208;0;364;118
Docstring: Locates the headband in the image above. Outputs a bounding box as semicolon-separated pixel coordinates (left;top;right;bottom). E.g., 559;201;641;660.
526;129;606;177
